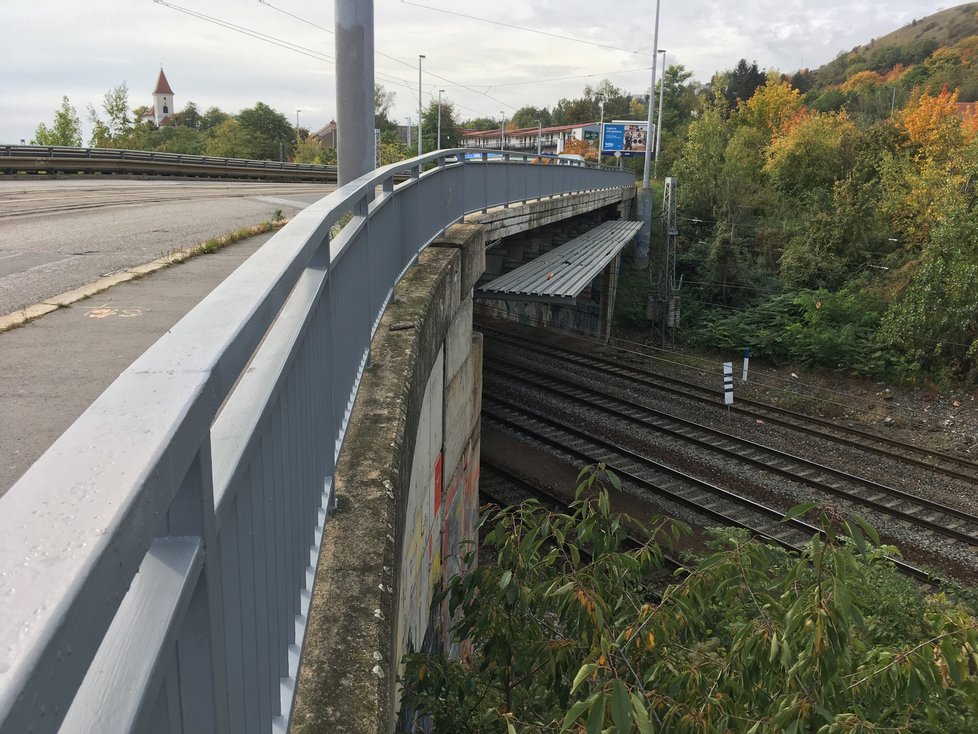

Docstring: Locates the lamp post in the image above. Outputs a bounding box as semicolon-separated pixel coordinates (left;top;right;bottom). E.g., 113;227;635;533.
642;0;661;188
598;100;605;162
405;116;412;147
437;89;444;149
295;109;301;150
418;54;425;157
654;49;666;179
500;111;505;150
535;119;542;155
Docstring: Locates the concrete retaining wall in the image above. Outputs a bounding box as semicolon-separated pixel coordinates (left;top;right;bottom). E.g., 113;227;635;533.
290;224;486;734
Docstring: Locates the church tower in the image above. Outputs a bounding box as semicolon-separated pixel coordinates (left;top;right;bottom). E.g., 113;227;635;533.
152;68;175;127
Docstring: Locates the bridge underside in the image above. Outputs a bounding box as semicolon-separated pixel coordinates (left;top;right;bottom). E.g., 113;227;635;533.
471;188;637;342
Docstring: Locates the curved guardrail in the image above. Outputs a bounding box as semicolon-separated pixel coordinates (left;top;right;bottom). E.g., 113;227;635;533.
0;149;633;734
0;144;338;182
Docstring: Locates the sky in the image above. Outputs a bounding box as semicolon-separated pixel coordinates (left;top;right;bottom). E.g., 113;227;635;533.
0;0;964;144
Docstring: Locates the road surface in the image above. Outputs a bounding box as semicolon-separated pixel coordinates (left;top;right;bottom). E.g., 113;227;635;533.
0;179;335;314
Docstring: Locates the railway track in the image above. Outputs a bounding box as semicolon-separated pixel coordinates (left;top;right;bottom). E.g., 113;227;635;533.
485;354;978;552
478;321;978;485
481;394;934;584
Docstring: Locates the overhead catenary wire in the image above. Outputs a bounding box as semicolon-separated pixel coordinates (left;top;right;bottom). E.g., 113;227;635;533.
400;0;654;57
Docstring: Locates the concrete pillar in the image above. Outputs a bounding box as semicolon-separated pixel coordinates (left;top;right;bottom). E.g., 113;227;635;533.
335;0;375;186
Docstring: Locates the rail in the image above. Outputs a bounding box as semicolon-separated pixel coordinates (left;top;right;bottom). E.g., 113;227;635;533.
0;149;634;734
0;144;338;182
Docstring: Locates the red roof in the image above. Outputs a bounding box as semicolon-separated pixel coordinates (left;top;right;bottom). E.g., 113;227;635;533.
154;68;174;95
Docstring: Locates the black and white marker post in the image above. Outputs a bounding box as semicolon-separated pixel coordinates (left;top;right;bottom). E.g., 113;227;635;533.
723;361;734;417
742;347;750;382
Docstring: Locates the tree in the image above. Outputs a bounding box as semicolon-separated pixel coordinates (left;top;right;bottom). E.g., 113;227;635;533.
375;84;397;132
723;59;766;108
404;470;978;733
764;111;857;195
236;101;294;160
86;83;132;147
172;101;202;129
200;106;230;132
204;118;252;158
508;106;552;131
32;96;82;147
421;98;462;152
739;80;804;134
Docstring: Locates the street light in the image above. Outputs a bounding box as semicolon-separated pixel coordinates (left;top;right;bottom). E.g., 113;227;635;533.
500;111;505;150
295;109;301;150
418;54;425;157
437;89;445;150
598;100;605;161
642;0;661;188
654;50;666;179
535;119;542;155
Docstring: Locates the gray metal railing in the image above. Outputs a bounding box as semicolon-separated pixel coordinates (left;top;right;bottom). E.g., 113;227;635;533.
0;144;337;181
0;149;633;734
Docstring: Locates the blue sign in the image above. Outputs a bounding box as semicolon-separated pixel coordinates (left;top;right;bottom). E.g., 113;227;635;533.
601;122;649;157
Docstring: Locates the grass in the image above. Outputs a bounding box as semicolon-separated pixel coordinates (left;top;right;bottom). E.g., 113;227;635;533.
166;215;289;264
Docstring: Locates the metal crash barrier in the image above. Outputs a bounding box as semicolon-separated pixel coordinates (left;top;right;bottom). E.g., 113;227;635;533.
0;150;633;734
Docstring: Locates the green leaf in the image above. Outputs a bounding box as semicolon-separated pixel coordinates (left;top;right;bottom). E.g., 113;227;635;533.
610;680;631;733
630;692;654;734
499;570;512;590
507;722;517;734
607;470;622;492
548;581;576;597
852;514;880;546
586;691;606;734
572;663;598;693
561;699;593;732
781;502;817;523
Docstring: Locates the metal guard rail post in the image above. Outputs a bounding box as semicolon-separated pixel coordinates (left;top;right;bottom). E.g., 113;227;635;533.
0;149;634;734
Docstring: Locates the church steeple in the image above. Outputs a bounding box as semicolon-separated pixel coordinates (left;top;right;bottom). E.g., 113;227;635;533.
152;68;174;126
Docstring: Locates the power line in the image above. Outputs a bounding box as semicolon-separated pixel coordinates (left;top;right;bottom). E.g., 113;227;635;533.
400;0;653;58
257;0;517;113
153;0;418;97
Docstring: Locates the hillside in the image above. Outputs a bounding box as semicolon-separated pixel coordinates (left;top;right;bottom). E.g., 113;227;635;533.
855;2;978;55
806;2;978;101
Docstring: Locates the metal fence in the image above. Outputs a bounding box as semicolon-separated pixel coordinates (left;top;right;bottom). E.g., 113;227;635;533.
0;149;633;734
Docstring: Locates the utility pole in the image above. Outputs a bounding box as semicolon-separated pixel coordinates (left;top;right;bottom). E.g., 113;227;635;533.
654;50;666;179
418;54;425;157
405;116;411;147
295;109;301;151
536;120;542;155
500;111;505;150
437;89;444;149
335;0;375;185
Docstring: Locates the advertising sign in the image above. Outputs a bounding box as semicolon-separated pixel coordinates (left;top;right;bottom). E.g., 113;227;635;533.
600;121;650;157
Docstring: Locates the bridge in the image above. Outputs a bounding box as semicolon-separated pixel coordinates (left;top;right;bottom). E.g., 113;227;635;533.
0;149;636;733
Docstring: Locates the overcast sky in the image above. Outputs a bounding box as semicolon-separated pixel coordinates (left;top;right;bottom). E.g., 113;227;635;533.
0;0;962;143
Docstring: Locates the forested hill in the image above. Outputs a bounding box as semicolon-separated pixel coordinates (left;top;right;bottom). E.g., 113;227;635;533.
803;3;978;100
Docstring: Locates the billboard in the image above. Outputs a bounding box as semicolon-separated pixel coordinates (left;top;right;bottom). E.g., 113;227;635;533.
601;121;650;157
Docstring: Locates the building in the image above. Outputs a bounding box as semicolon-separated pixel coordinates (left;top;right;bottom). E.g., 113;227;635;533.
461;121;599;154
311;120;337;149
141;69;175;127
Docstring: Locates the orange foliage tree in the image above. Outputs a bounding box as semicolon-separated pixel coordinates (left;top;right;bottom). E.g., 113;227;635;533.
739;80;804;134
561;136;598;161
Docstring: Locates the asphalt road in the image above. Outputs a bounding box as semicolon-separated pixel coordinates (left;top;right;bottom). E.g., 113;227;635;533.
0;179;335;315
0;178;337;494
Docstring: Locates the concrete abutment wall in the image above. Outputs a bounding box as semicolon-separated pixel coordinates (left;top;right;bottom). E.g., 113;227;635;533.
290;224;485;734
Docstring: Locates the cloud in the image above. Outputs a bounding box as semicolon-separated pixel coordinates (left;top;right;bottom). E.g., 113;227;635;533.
0;0;958;142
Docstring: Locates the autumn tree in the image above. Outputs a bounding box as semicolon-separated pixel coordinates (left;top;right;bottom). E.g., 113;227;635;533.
764;111;857;195
403;470;978;733
32;96;82;147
